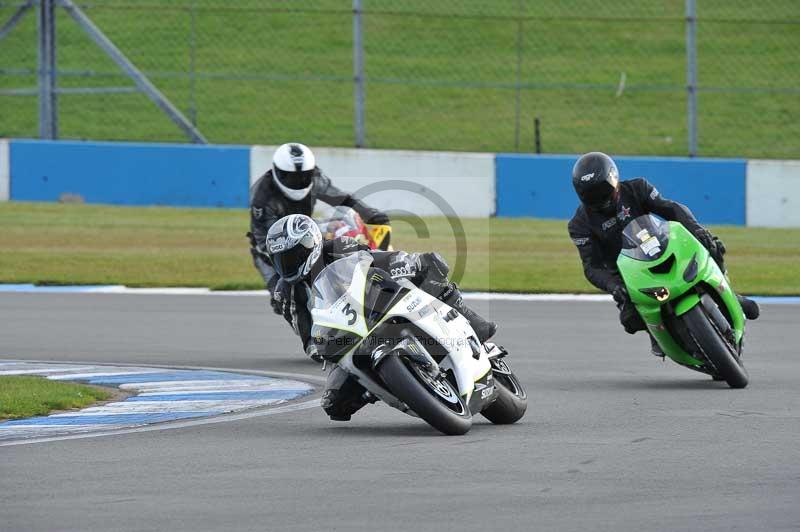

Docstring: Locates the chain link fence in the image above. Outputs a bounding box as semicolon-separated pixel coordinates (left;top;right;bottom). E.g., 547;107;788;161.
0;0;797;158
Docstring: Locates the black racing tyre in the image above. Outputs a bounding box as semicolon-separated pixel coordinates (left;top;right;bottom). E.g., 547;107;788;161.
481;359;527;424
377;355;472;436
683;305;749;389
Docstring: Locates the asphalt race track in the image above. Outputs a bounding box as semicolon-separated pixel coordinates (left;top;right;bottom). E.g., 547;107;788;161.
1;293;799;532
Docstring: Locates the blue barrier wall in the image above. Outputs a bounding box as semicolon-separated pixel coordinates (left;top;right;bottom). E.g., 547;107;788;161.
10;140;250;208
6;140;757;226
496;154;747;225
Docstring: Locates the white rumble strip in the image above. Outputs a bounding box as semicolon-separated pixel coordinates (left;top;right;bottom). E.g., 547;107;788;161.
0;361;315;444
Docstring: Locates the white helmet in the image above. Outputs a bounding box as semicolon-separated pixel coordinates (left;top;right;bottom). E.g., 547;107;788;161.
265;214;323;284
272;143;316;201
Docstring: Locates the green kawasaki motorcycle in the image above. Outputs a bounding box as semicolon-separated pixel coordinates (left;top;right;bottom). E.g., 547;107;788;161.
617;214;749;388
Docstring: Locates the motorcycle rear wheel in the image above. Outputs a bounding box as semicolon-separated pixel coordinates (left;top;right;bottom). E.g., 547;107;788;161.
683;305;749;389
377;355;472;436
481;359;527;424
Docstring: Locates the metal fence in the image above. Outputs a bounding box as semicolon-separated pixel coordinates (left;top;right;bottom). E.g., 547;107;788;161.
1;0;798;158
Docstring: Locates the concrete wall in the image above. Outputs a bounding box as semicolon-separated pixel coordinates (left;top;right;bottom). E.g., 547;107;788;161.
9;140;249;207
496;154;747;225
0;140;8;202
251;146;496;218
746;160;800;228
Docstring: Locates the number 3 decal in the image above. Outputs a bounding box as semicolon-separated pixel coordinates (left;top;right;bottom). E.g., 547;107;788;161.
342;303;357;325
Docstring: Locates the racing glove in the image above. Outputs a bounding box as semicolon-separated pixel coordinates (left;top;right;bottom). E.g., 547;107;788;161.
273;281;297;329
270;278;289;315
365;211;390;225
619;302;646;334
693;228;726;266
712;236;726;258
692;228;716;254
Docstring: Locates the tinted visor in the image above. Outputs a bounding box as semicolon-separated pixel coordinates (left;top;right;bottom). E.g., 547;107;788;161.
272;245;313;282
580;181;616;211
275;167;315;190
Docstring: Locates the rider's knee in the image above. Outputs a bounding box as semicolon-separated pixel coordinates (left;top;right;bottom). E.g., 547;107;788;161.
419;252;450;278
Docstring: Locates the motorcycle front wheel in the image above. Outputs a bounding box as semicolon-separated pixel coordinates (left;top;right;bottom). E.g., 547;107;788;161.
377;355;472;436
683;304;749;389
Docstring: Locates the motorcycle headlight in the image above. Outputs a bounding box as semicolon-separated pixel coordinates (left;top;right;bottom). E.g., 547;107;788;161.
683;253;698;282
640;287;671;302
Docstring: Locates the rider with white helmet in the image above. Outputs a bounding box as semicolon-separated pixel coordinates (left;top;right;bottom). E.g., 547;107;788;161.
248;143;389;297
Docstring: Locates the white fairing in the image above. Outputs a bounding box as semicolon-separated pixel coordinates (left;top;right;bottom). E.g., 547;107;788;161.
311;253;491;409
392;288;491;401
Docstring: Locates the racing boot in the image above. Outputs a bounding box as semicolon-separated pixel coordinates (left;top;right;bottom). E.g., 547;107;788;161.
322;389;376;421
649;334;664;358
321;369;373;421
441;283;497;344
721;267;759;320
737;295;760;320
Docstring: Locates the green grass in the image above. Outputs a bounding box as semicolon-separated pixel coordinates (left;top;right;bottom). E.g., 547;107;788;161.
0;1;797;157
0;375;111;420
1;202;798;295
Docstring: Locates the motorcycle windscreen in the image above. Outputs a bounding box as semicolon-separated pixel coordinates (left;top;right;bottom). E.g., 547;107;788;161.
318;206;369;243
311;252;374;353
620;214;670;261
329;206;362;228
311;251;372;305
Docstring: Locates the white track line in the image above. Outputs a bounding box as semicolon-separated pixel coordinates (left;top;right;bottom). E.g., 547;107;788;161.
0;398;321;447
122;379;308;393
0;284;612;301
1;284;604;300
0;365;98;376
77;400;285;414
2;284;798;303
45;369;167;380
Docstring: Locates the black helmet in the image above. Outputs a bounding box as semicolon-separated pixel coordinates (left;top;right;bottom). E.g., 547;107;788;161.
272;143;316;201
265;214;323;284
572;152;620;214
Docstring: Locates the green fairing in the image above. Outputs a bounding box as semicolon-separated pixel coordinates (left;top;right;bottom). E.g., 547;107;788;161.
617;221;745;368
674;293;701;317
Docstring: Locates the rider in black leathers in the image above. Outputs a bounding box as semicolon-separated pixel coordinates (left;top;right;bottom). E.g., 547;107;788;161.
248;143;389;294
265;214;497;421
567;152;759;355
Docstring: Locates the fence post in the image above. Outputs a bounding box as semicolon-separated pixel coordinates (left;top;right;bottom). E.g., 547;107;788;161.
514;0;524;152
685;0;698;157
189;0;197;126
353;0;366;148
37;0;58;139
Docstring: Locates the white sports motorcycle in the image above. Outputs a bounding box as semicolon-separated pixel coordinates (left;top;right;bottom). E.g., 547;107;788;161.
310;251;527;435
